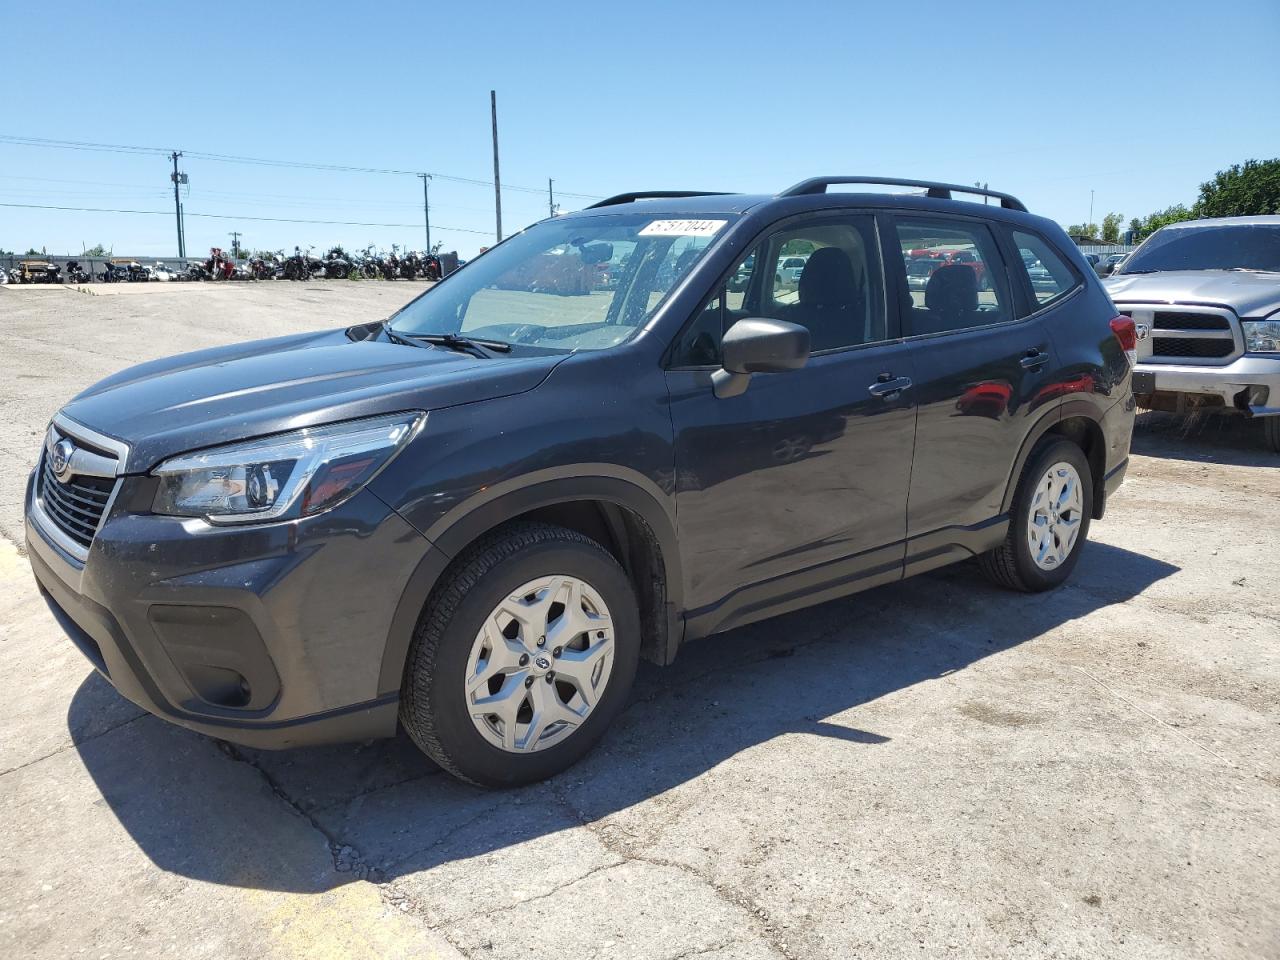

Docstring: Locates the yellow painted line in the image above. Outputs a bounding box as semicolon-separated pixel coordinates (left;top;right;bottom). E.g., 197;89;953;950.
246;881;461;960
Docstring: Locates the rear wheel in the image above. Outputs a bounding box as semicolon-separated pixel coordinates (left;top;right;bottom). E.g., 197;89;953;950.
400;522;640;787
1263;417;1280;453
979;439;1093;592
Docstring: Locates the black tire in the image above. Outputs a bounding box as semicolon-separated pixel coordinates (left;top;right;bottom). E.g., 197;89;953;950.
400;521;640;788
979;439;1093;592
1264;417;1280;453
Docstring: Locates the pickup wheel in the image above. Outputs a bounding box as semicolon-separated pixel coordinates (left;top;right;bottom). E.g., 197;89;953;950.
1263;417;1280;453
979;439;1093;592
399;521;640;788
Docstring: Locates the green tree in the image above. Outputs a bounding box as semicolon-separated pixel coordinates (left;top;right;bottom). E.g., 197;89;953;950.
82;244;109;257
1101;212;1125;244
1131;204;1197;241
1066;223;1100;239
1195;158;1280;218
780;239;817;256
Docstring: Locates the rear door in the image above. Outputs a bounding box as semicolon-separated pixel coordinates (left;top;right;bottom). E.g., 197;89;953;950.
887;214;1058;573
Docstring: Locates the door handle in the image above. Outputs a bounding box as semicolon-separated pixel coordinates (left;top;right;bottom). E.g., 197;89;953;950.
1020;349;1049;370
868;375;913;399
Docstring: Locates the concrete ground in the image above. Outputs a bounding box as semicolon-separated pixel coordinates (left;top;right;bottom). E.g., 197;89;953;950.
0;282;1276;960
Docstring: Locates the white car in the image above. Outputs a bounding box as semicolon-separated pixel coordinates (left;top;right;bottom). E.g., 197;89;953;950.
775;255;808;286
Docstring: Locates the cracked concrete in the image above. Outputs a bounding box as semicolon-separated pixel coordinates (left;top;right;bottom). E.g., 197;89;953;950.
1;283;1278;959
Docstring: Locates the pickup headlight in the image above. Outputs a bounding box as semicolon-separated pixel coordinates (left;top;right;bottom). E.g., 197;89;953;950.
152;412;424;524
1243;317;1280;353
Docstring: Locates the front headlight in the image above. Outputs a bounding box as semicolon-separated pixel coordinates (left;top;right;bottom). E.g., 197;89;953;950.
1242;317;1280;353
152;412;424;524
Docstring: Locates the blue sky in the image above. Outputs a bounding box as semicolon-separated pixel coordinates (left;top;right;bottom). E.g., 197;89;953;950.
3;0;1277;258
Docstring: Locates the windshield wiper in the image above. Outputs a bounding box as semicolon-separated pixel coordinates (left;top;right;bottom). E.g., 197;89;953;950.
380;321;426;348
409;332;512;358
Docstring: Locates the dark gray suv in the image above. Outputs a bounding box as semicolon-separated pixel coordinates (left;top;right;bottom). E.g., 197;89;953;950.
26;177;1136;786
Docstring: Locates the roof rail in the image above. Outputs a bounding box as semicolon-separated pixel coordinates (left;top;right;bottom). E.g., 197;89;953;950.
778;177;1027;213
587;190;730;209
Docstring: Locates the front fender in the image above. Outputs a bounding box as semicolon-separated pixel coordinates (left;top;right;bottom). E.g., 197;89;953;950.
375;471;683;695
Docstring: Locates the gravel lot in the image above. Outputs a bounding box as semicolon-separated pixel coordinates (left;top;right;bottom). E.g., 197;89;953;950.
1;283;1277;960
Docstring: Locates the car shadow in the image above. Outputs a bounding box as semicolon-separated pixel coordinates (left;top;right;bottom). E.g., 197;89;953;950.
1132;410;1276;467
68;540;1178;893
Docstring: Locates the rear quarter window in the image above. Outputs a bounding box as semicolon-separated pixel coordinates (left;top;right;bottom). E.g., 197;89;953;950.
1012;230;1081;310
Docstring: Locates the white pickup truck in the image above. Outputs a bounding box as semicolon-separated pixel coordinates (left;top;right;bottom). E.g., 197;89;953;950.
1105;216;1280;452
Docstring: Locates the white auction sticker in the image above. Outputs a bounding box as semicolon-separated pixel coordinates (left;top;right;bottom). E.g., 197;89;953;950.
638;219;728;237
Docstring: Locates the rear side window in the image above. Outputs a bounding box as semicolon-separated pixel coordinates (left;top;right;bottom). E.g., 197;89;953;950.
1012;230;1080;308
896;219;1009;335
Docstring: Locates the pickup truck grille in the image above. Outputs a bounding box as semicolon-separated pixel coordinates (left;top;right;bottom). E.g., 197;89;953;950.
1152;311;1231;331
1151;337;1236;359
1118;304;1241;366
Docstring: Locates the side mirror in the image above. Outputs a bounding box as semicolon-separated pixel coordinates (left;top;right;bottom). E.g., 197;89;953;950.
711;318;810;399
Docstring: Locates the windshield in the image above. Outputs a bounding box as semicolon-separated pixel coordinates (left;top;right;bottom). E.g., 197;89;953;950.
1118;223;1280;275
388;213;733;352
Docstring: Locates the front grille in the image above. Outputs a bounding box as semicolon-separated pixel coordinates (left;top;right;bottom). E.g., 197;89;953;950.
1152;311;1231;331
1119;304;1241;365
1151;337;1236;359
36;449;116;549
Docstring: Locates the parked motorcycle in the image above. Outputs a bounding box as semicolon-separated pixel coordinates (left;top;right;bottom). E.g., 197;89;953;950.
65;260;91;283
322;246;351;279
399;251;422;279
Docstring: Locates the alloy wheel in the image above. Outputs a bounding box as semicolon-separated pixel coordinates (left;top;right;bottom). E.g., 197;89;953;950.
464;575;614;753
1026;461;1084;570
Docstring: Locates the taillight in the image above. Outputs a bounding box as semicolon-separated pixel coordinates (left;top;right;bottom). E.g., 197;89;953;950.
1110;315;1137;365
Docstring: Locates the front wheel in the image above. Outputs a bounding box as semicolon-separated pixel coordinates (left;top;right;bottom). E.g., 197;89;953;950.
400;522;640;787
979;439;1093;592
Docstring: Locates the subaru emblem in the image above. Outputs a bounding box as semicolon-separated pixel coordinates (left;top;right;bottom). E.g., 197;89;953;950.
51;438;75;480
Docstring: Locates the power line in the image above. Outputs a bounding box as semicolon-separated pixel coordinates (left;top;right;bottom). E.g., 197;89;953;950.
0;201;495;235
0;134;603;200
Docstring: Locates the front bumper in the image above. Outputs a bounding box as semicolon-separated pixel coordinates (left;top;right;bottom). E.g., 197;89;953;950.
25;471;440;748
1134;355;1280;417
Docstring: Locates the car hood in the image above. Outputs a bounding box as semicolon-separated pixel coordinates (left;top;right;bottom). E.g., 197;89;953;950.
61;328;565;471
1104;270;1280;318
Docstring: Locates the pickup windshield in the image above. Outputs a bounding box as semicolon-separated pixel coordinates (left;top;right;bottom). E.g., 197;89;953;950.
1118;223;1280;275
388;214;734;352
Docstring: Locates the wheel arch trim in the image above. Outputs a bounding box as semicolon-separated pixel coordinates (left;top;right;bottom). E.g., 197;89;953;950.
377;471;682;695
1000;399;1106;515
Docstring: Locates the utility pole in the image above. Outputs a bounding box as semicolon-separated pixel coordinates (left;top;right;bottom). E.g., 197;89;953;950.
548;178;555;219
1089;189;1095;232
491;90;503;242
417;173;432;252
228;231;241;259
169;151;187;258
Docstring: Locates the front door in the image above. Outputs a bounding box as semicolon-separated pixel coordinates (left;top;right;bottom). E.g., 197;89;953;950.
664;212;917;638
